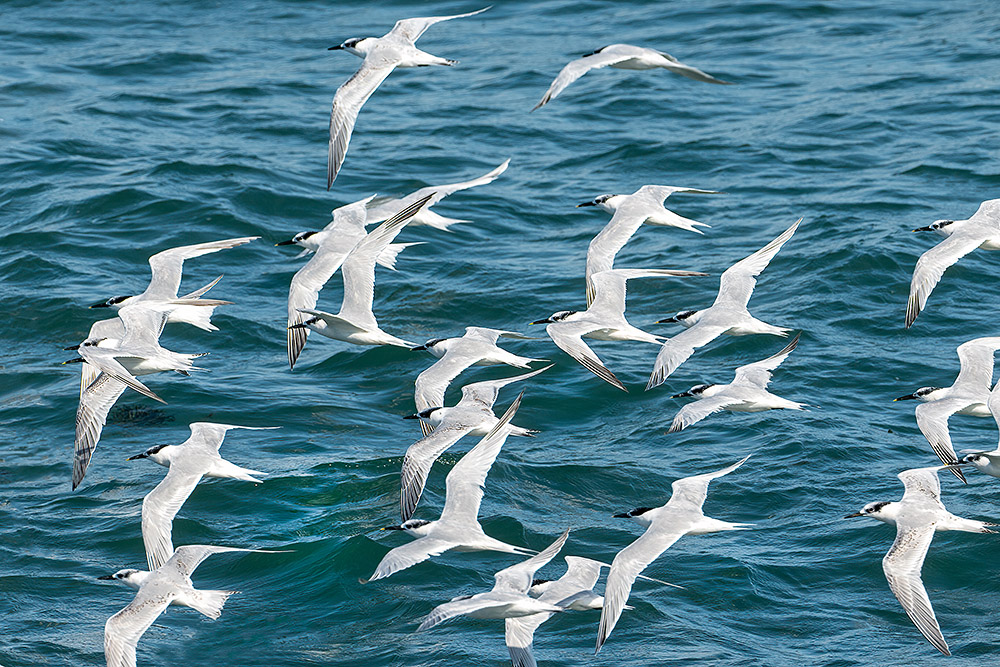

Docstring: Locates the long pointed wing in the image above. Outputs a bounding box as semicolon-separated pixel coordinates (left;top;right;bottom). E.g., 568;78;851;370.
105;592;173;667
338;194;433;328
494;529;570;593
715;218;800;308
590;267;706;313
387;7;490;43
667;394;743;433
506;616;541;667
732;333;800;388
142;468;203;571
656;52;731;84
400;423;475;522
74;373;128;489
897;467;944;504
118;305;168;347
77;346;164;404
667;455;751;512
914;400;972;468
647;323;729;389
585;211;648;304
186;422;277;453
438;393;521;524
367;159;510;223
368;537;453;582
417;594;501;632
143;237;257;300
596;526;686;652
882;521;950;655
328;59;396;188
415;346;475;413
163;545;260;578
547;321;626;392
906;230;982;328
533;51;635;110
460;364;553;407
952;336;1000;392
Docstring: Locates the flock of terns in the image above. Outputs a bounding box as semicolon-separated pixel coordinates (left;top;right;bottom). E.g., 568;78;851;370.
60;6;1000;666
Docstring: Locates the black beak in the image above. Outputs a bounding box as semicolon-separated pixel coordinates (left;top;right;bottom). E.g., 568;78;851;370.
64;344;80;351
382;525;404;530
893;393;917;402
287;323;308;330
612;512;631;518
126;453;148;461
912;225;934;232
844;512;864;519
670;391;693;399
529;318;551;325
62;358;85;365
410;344;428;351
403;413;420;420
328;44;344;51
656;316;678;324
275;239;297;246
97;574;115;580
89;301;110;309
576;201;596;208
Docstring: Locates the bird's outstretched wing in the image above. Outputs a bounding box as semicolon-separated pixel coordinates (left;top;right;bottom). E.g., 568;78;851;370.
388;7;490;43
647;323;728;389
715;218;801;309
882;521;950;655
328;59;396;189
144;237;257;300
731;332;800;388
533;51;636;110
905;231;982;328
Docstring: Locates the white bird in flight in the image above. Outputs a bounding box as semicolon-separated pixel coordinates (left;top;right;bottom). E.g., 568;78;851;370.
400;365;551;521
89;236;258;331
846;466;996;655
289;194;432;351
416;529;570;632
531;268;706;391
277;195;422;368
366;159;510;231
100;545;281;667
126;422;278;571
325;7;490;188
648;219;801;389
893;336;1000;482
596;455;752;653
906;199;1000;328
533;43;730;111
412;326;545;436
578;185;719;305
667;333;804;432
369;394;534;582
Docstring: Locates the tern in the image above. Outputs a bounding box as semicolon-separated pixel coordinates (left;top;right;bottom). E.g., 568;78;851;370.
100;545;279;667
596;455;752;653
894;336;1000;481
530;268;706;392
67;305;206;489
906;199;1000;328
127;422;278;571
578;185;719;305
367;159;510;231
417;529;570;633
413;326;545;436
289;194;432;351
648;219;801;389
846;466;996;655
90;236;258;331
278;195;423;368
369;393;534;581
667;333;804;432
400;365;551;521
326;7;490;188
533;44;730;111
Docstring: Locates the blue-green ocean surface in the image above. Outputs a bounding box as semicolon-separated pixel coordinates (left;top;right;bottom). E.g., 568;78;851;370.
3;0;1000;665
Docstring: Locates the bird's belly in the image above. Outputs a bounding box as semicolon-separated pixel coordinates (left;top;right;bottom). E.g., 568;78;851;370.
121;357;167;375
586;327;625;341
568;593;603;610
958;402;990;417
978;238;1000;251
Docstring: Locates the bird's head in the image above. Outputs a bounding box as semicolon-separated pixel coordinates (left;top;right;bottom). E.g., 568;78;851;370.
90;295;132;309
845;500;895;523
912;219;956;233
530;310;576;325
276;230;317;247
126;443;169;462
329;37;372;56
577;194;619;212
671;383;713;399
893;386;941;402
656;309;698;325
